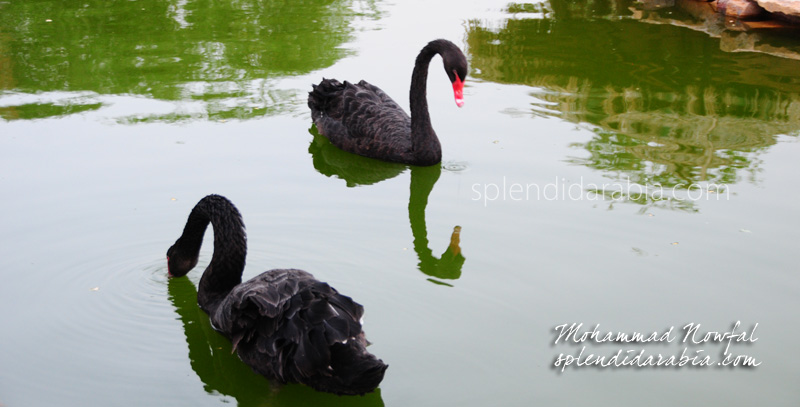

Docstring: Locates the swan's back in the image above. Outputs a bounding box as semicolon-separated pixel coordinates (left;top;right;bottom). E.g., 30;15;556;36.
309;79;418;164
210;268;387;395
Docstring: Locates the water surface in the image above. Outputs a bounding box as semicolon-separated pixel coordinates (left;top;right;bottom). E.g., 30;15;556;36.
1;0;799;406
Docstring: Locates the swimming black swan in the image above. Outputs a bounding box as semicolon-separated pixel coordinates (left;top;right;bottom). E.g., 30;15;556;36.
166;194;387;396
308;39;468;166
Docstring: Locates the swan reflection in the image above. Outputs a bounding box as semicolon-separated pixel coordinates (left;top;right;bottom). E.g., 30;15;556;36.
308;128;466;285
408;165;465;285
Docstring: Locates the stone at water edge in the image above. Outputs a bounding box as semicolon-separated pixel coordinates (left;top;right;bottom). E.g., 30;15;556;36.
717;0;767;19
756;0;800;18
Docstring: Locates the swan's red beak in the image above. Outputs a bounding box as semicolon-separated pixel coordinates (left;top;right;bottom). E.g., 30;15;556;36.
452;74;464;107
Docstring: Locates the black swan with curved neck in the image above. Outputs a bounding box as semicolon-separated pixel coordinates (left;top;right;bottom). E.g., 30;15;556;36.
308;39;468;166
166;195;387;396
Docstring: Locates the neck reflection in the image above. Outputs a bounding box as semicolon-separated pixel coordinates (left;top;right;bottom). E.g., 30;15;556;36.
408;165;465;285
308;127;466;285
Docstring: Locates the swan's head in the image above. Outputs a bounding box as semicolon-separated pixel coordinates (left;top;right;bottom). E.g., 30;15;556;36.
441;42;468;108
166;243;198;278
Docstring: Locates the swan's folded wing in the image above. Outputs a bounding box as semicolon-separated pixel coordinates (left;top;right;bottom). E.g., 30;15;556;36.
212;269;309;348
356;80;404;110
340;81;410;140
211;269;368;382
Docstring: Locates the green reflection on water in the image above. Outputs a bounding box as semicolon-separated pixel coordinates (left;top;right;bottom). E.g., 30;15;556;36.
467;0;800;200
308;127;407;187
1;101;102;120
167;276;385;406
0;0;373;120
409;166;465;283
308;127;466;283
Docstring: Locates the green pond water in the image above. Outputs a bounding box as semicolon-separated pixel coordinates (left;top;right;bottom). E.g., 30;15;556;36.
1;0;799;406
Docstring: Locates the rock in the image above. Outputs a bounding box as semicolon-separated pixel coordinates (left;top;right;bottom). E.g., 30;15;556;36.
756;0;800;17
717;0;767;19
721;30;800;59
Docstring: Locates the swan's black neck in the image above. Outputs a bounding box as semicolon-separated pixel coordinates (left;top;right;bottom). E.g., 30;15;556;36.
176;195;247;312
409;41;446;166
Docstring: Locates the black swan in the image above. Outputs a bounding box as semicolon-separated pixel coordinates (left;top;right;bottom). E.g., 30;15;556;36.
308;39;468;166
166;195;387;396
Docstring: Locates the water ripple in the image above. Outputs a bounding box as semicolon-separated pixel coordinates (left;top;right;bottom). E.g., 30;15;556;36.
442;161;470;172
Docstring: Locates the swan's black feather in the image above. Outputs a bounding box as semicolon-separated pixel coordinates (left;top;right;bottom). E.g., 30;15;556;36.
310;79;412;163
167;195;386;395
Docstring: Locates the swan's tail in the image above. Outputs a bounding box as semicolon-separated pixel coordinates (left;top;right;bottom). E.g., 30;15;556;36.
308;78;345;122
306;336;388;396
